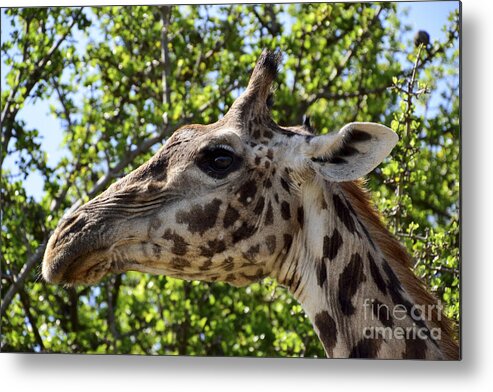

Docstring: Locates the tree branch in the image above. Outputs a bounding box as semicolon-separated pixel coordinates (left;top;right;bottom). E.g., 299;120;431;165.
67;287;80;332
4;253;46;351
372;169;453;221
160;5;172;124
252;5;281;37
390;43;425;231
1;8;85;167
106;274;122;351
301;7;384;114
1;242;46;316
18;288;45;351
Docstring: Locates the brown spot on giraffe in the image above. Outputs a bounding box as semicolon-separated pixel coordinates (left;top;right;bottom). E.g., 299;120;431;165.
317;260;327;287
225;273;237;283
264;129;274;139
314;311;338;357
232;222;257;244
199;239;226;258
223;204;240;229
371;299;394;328
338;253;367;316
349;337;382;358
280;176;291;194
332;193;356;234
283;234;293;253
264;201;274;225
162;229;189;256
403;337;428;359
296;206;304;229
241;267;265;281
176;198;222;235
199;259;213;271
244;244;260;262
237;180;257;205
152;244;162;258
253;196;265;215
280;201;291;220
171;257;191;270
368;252;387;295
323;229;343;261
265;235;276;255
221;257;235;272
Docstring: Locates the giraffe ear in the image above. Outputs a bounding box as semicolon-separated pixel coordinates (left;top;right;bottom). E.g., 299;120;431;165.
303;122;399;182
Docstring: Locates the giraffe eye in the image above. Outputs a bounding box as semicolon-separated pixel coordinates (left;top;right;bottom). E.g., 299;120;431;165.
197;147;241;179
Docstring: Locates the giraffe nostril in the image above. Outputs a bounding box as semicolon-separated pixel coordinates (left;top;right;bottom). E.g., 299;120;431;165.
57;214;89;245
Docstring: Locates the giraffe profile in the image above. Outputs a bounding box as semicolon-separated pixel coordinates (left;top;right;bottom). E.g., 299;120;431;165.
42;50;459;359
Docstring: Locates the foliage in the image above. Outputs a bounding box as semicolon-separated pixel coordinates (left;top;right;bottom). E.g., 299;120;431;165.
1;3;460;355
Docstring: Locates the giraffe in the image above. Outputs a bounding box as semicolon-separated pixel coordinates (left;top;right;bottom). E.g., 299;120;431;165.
42;50;459;359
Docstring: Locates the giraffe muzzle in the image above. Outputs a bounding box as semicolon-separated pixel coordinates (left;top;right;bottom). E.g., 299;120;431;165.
42;209;117;284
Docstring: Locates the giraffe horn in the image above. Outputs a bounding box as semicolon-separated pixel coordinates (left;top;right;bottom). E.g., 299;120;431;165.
226;49;282;120
245;49;282;96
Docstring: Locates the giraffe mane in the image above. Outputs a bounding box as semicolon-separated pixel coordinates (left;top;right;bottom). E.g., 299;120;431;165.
340;180;460;360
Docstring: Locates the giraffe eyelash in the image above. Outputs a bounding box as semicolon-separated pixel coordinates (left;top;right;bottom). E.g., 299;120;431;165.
209;144;236;154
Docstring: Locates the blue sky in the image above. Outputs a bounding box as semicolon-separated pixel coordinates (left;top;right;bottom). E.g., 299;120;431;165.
1;1;460;201
401;0;458;38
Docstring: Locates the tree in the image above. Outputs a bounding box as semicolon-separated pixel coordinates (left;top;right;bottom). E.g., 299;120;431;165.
1;3;460;356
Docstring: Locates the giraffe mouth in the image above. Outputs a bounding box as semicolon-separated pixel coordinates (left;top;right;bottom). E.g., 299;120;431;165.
42;215;152;285
43;242;112;285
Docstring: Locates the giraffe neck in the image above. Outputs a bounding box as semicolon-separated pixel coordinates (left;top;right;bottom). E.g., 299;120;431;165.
273;180;457;359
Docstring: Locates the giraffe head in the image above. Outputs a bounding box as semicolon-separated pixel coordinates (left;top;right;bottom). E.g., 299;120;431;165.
42;50;398;287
